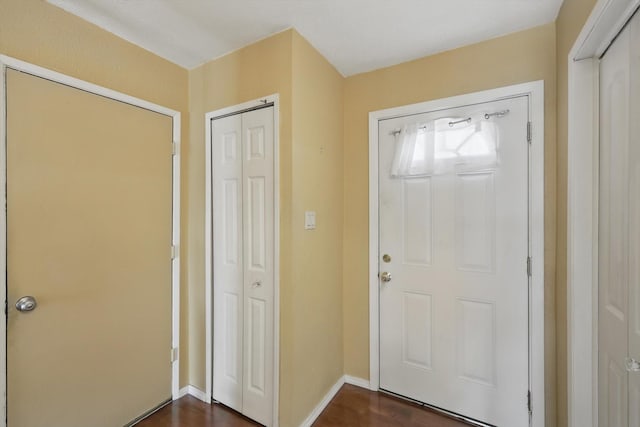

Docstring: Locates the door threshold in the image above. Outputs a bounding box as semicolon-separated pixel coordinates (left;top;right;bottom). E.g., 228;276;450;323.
378;389;495;427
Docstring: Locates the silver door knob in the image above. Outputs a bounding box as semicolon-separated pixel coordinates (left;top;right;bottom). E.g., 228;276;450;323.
626;357;640;372
15;296;37;313
379;272;392;283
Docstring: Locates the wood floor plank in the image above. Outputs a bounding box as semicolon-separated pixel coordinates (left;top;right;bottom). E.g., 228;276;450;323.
135;395;260;427
137;384;472;426
312;385;472;427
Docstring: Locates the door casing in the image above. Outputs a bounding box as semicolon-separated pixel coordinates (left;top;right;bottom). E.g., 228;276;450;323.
567;1;640;426
0;55;182;427
204;95;281;427
368;81;545;427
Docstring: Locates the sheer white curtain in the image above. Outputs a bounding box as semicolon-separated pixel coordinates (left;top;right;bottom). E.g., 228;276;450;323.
390;113;500;178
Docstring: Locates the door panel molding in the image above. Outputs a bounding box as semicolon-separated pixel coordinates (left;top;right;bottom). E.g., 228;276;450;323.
0;54;182;427
368;81;545;427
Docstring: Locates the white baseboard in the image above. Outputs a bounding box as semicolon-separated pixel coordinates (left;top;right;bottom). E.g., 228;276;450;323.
298;376;345;427
297;375;376;427
178;386;188;398
344;375;372;391
178;385;209;403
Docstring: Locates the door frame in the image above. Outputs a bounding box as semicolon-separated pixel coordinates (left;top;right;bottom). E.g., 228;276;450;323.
0;55;182;426
567;1;640;426
368;81;545;427
204;95;280;427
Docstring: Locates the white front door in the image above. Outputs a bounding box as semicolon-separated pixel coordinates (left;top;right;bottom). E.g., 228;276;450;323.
378;96;530;426
211;106;274;426
598;11;640;427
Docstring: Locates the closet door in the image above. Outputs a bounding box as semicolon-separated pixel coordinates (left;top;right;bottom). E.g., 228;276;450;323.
212;114;244;412
212;106;274;426
241;107;274;425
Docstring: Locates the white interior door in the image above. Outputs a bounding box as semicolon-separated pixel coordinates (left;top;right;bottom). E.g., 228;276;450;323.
212;106;274;426
378;96;530;426
598;11;640;427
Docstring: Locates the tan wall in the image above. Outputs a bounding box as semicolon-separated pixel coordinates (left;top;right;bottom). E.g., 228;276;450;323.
188;29;344;427
286;31;344;427
0;0;191;385
342;23;558;426
555;1;598;426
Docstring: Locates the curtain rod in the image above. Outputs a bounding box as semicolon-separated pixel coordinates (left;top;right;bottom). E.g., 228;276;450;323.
389;109;510;136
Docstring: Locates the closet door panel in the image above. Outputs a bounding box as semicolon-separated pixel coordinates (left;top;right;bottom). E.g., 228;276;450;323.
242;107;274;426
212;114;244;411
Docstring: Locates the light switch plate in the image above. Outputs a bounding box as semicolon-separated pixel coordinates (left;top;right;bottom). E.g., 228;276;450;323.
305;211;316;230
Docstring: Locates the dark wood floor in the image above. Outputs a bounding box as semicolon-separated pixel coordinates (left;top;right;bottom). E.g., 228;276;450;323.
313;385;471;427
135;395;260;427
137;384;471;426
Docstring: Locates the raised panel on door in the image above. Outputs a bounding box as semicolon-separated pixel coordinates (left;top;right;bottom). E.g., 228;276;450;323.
455;172;496;273
212;114;244;411
403;178;433;266
401;291;433;370
456;298;496;386
379;96;529;426
247;297;267;395
247;177;267;272
241;107;274;426
598;20;630;427
6;69;173;426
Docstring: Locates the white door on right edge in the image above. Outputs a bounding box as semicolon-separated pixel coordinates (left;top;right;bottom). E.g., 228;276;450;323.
379;96;530;426
598;11;640;427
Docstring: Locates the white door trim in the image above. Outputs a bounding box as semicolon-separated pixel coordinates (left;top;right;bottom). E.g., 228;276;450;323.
567;1;640;426
204;95;280;427
368;81;545;427
0;54;182;427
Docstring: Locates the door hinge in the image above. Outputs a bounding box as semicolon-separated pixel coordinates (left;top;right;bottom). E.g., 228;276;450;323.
172;142;178;156
527;256;532;277
171;347;179;363
527;121;532;144
527;390;532;414
171;245;177;260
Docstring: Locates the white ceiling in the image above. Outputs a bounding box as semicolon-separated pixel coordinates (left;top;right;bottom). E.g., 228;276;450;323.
47;0;564;76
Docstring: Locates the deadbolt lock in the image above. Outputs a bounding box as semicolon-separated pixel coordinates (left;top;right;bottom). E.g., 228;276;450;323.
382;254;391;263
